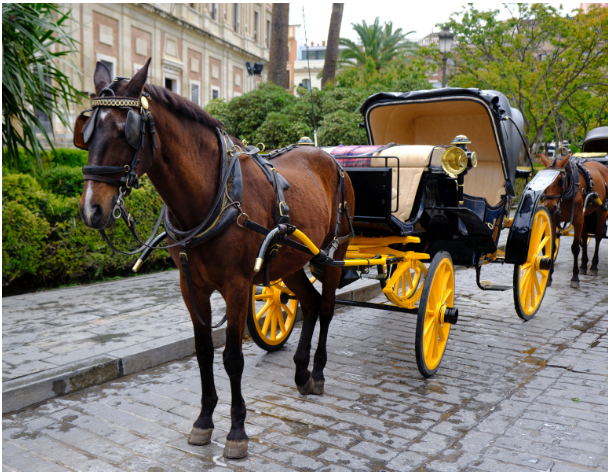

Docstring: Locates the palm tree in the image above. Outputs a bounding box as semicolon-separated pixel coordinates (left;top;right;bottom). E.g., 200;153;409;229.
267;3;290;89
321;3;344;88
339;17;417;71
2;3;85;170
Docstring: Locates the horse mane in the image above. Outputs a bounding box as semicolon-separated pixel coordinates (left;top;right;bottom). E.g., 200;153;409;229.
143;84;224;130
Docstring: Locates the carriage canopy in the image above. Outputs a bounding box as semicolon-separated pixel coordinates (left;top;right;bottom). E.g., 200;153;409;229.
360;88;525;198
582;126;608;153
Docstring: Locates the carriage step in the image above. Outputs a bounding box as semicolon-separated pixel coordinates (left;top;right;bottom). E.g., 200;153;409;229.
475;266;512;291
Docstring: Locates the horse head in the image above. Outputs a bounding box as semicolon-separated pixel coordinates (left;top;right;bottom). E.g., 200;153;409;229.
538;152;572;215
79;58;156;230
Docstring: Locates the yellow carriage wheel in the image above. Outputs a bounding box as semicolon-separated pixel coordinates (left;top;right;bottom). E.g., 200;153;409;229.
415;251;455;378
513;206;554;321
382;260;428;309
246;281;298;352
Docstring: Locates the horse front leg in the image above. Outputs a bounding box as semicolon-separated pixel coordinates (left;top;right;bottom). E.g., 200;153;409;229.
188;294;222;446
571;223;583;289
284;269;321;394
221;283;250;459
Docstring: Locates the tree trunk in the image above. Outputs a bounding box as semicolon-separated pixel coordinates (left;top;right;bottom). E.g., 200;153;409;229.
321;3;344;89
267;4;290;89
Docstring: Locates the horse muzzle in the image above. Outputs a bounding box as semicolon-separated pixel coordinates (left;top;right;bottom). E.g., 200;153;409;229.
79;184;118;230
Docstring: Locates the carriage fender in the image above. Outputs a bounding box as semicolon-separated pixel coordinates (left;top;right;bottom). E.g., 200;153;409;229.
505;169;561;265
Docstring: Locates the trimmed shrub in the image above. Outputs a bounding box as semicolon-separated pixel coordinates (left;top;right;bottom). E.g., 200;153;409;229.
39;165;84;198
254;112;312;149
51;148;88;167
318;110;368;147
2;201;50;281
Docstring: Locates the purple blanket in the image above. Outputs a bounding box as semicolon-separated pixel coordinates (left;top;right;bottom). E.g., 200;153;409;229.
324;145;385;167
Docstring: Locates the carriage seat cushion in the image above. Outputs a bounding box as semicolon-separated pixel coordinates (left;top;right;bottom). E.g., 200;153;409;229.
326;145;435;222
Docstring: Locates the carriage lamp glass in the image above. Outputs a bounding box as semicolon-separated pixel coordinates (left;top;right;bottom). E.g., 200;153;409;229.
438;27;454;54
470;151;477;168
441;146;467;175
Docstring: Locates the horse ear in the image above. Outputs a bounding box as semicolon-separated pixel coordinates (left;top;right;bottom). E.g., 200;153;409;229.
538;153;552;168
125;58;151;98
94;62;112;96
557;154;571;168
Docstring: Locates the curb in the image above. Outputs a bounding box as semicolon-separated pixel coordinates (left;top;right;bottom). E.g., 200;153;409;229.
2;281;382;414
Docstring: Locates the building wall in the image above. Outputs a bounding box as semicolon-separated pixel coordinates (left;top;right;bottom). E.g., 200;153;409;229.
53;3;272;141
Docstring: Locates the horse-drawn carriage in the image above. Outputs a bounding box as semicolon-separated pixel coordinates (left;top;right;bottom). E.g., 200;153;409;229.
247;88;555;377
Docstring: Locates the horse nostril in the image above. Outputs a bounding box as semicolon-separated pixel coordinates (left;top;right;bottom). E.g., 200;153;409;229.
90;202;105;224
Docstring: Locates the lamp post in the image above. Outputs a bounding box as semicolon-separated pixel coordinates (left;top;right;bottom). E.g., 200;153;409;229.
438;27;454;88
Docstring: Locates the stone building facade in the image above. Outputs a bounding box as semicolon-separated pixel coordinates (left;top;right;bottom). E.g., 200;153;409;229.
51;3;271;143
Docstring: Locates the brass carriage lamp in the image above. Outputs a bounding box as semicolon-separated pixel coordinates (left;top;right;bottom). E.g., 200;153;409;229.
438;27;454;88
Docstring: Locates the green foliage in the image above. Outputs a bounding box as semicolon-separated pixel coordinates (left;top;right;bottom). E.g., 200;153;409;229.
318;110;367;147
334;58;430;92
220;82;298;141
253;112;311;149
2;200;51;281
339;17;417;71
2;169;170;289
444;3;608;153
51;148;88;167
39;165;84;198
2;3;86;170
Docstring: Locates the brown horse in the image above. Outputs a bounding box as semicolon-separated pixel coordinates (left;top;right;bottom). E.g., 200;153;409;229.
538;153;608;288
78;59;354;458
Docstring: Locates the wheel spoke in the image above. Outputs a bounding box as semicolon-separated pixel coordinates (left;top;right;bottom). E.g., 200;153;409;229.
441;288;453;306
256;301;271;321
254;293;272;300
405;270;414;294
438;323;446;342
432;323;439;359
536;236;550;256
277;306;287;333
261;305;272;335
270;307;277;341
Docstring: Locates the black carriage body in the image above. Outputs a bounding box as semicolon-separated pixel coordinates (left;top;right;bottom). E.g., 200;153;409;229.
574;126;608;167
342;88;524;266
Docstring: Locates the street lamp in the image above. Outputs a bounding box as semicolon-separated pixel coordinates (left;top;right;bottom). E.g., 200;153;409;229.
438;27;454;88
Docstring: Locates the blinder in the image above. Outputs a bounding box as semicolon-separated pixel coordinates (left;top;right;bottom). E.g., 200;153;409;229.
125;109;142;149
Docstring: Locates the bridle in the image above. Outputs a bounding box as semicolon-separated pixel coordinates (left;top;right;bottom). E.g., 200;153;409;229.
75;84;158;219
543;156;578;235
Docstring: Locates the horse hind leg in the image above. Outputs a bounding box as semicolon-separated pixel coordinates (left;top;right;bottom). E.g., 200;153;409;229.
284;269;321;394
580;224;589;275
590;216;605;276
309;264;344;395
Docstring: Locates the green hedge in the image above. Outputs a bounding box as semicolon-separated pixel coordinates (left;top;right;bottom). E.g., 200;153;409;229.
2;169;171;290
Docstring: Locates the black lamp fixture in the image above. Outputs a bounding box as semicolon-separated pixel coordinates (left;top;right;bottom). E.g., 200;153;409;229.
246;61;264;76
438;27;454;88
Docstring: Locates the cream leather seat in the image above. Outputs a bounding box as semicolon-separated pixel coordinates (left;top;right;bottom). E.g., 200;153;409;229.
368;145;435;222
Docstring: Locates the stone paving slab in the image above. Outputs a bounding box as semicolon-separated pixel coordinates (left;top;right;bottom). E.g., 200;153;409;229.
2;236;607;471
2;269;382;413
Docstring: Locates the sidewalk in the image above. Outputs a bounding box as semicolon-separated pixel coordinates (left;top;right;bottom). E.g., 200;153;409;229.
2;269;382;413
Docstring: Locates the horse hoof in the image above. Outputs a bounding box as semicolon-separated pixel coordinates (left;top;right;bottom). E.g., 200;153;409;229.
312;379;325;395
546;279;552;287
297;375;315;395
188;427;213;445
223;439;248;459
580;268;587;275
590;270;598;276
570;281;579;289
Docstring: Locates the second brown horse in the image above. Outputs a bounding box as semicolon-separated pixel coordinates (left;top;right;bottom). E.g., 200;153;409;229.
78;59;355;458
539;153;608;288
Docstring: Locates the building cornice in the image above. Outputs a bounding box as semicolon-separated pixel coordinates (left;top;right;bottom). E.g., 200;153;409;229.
137;3;268;63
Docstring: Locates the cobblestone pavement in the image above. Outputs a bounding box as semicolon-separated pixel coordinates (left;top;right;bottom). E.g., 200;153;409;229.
3;236;608;472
